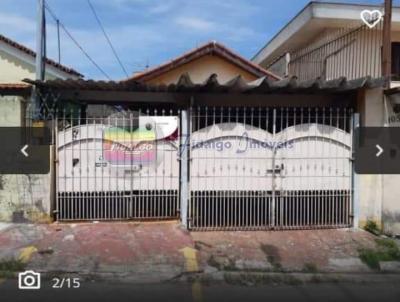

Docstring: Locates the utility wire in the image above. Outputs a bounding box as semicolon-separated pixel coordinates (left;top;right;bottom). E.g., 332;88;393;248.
86;0;129;77
44;1;112;80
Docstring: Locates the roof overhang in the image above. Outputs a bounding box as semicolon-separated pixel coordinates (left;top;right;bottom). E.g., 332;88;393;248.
252;2;400;67
0;83;31;96
23;74;384;107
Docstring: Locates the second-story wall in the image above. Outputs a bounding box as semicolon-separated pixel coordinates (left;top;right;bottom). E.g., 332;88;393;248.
268;23;400;83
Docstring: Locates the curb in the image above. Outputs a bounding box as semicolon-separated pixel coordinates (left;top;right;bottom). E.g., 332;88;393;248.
180;271;400;285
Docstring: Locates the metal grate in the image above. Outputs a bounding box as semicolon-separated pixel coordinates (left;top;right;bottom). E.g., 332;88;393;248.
189;106;354;230
189;190;351;230
57;190;178;221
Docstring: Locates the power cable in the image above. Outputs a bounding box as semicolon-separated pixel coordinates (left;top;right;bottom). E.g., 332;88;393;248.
44;1;112;80
86;0;129;77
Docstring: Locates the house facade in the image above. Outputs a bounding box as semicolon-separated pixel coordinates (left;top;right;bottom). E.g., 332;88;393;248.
25;37;382;232
252;2;400;234
29;74;378;231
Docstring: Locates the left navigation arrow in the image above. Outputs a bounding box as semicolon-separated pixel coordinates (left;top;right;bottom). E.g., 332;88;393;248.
21;144;29;157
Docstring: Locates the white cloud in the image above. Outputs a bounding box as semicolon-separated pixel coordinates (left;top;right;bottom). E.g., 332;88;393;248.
148;2;175;14
174;16;216;31
0;13;36;35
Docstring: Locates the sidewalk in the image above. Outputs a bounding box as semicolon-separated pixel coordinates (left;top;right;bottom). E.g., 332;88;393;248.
0;222;398;283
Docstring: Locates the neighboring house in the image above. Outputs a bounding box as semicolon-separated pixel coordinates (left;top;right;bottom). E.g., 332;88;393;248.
0;33;82;126
0;33;82;222
130;41;279;84
88;41;279;117
252;2;400;86
252;1;400;235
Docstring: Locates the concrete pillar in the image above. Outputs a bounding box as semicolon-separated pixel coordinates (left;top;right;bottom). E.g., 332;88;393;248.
357;88;384;228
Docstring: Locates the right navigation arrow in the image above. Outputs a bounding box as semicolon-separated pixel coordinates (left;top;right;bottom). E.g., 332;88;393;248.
376;144;384;157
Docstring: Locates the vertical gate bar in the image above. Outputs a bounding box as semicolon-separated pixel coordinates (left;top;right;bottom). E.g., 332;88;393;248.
321;107;326;227
71;109;76;220
55;109;59;220
309;107;314;226
271;108;277;227
197;107;201;228
257;107;261;228
78;109;82;219
205;106;210;228
265;107;269;227
145;109;149;219
180;103;190;228
227;107;231;228
313;108;317;228
334;108;339;226
250;108;254;227
212;106;216;228
129;112;133;219
351;112;360;228
235;107;239;228
154;109;158;218
86;112;90;219
101;110;105;220
244;107;248;228
122;110;126;219
220;106;224;228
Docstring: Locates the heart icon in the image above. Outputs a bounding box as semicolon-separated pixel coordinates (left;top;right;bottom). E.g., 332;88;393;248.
360;10;383;29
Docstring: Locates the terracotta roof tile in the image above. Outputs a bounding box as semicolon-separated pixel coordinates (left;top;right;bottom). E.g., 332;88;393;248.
126;41;280;82
0;83;31;95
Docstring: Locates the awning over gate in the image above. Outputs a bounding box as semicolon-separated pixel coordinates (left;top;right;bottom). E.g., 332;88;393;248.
25;74;385;94
23;74;386;107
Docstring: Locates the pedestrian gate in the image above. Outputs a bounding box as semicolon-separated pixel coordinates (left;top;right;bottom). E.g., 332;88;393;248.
56;109;180;220
55;106;354;231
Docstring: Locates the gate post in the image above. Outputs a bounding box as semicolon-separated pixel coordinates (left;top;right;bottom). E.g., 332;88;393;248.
179;105;190;228
352;113;360;229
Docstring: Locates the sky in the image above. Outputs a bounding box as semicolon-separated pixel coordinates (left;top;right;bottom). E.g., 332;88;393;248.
0;0;398;80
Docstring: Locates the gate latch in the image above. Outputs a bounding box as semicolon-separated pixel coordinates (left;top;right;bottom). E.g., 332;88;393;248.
266;164;284;174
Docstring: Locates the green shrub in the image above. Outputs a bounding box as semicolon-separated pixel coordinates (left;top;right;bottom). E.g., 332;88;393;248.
359;238;400;270
363;220;381;235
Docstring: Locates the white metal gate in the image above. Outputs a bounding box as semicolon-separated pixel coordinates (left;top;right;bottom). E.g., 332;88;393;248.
56;108;180;221
188;107;354;230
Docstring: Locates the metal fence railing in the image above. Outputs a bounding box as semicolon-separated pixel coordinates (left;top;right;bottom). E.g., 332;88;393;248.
267;20;384;81
25;101;355;230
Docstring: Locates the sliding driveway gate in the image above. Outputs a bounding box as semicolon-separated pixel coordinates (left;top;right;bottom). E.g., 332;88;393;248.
56;108;180;221
189;107;354;230
55;106;355;230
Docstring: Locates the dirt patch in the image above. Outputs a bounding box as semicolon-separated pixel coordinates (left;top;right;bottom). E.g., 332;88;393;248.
260;244;282;271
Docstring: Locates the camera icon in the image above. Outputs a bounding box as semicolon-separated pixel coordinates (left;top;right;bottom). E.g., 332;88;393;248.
18;270;41;290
